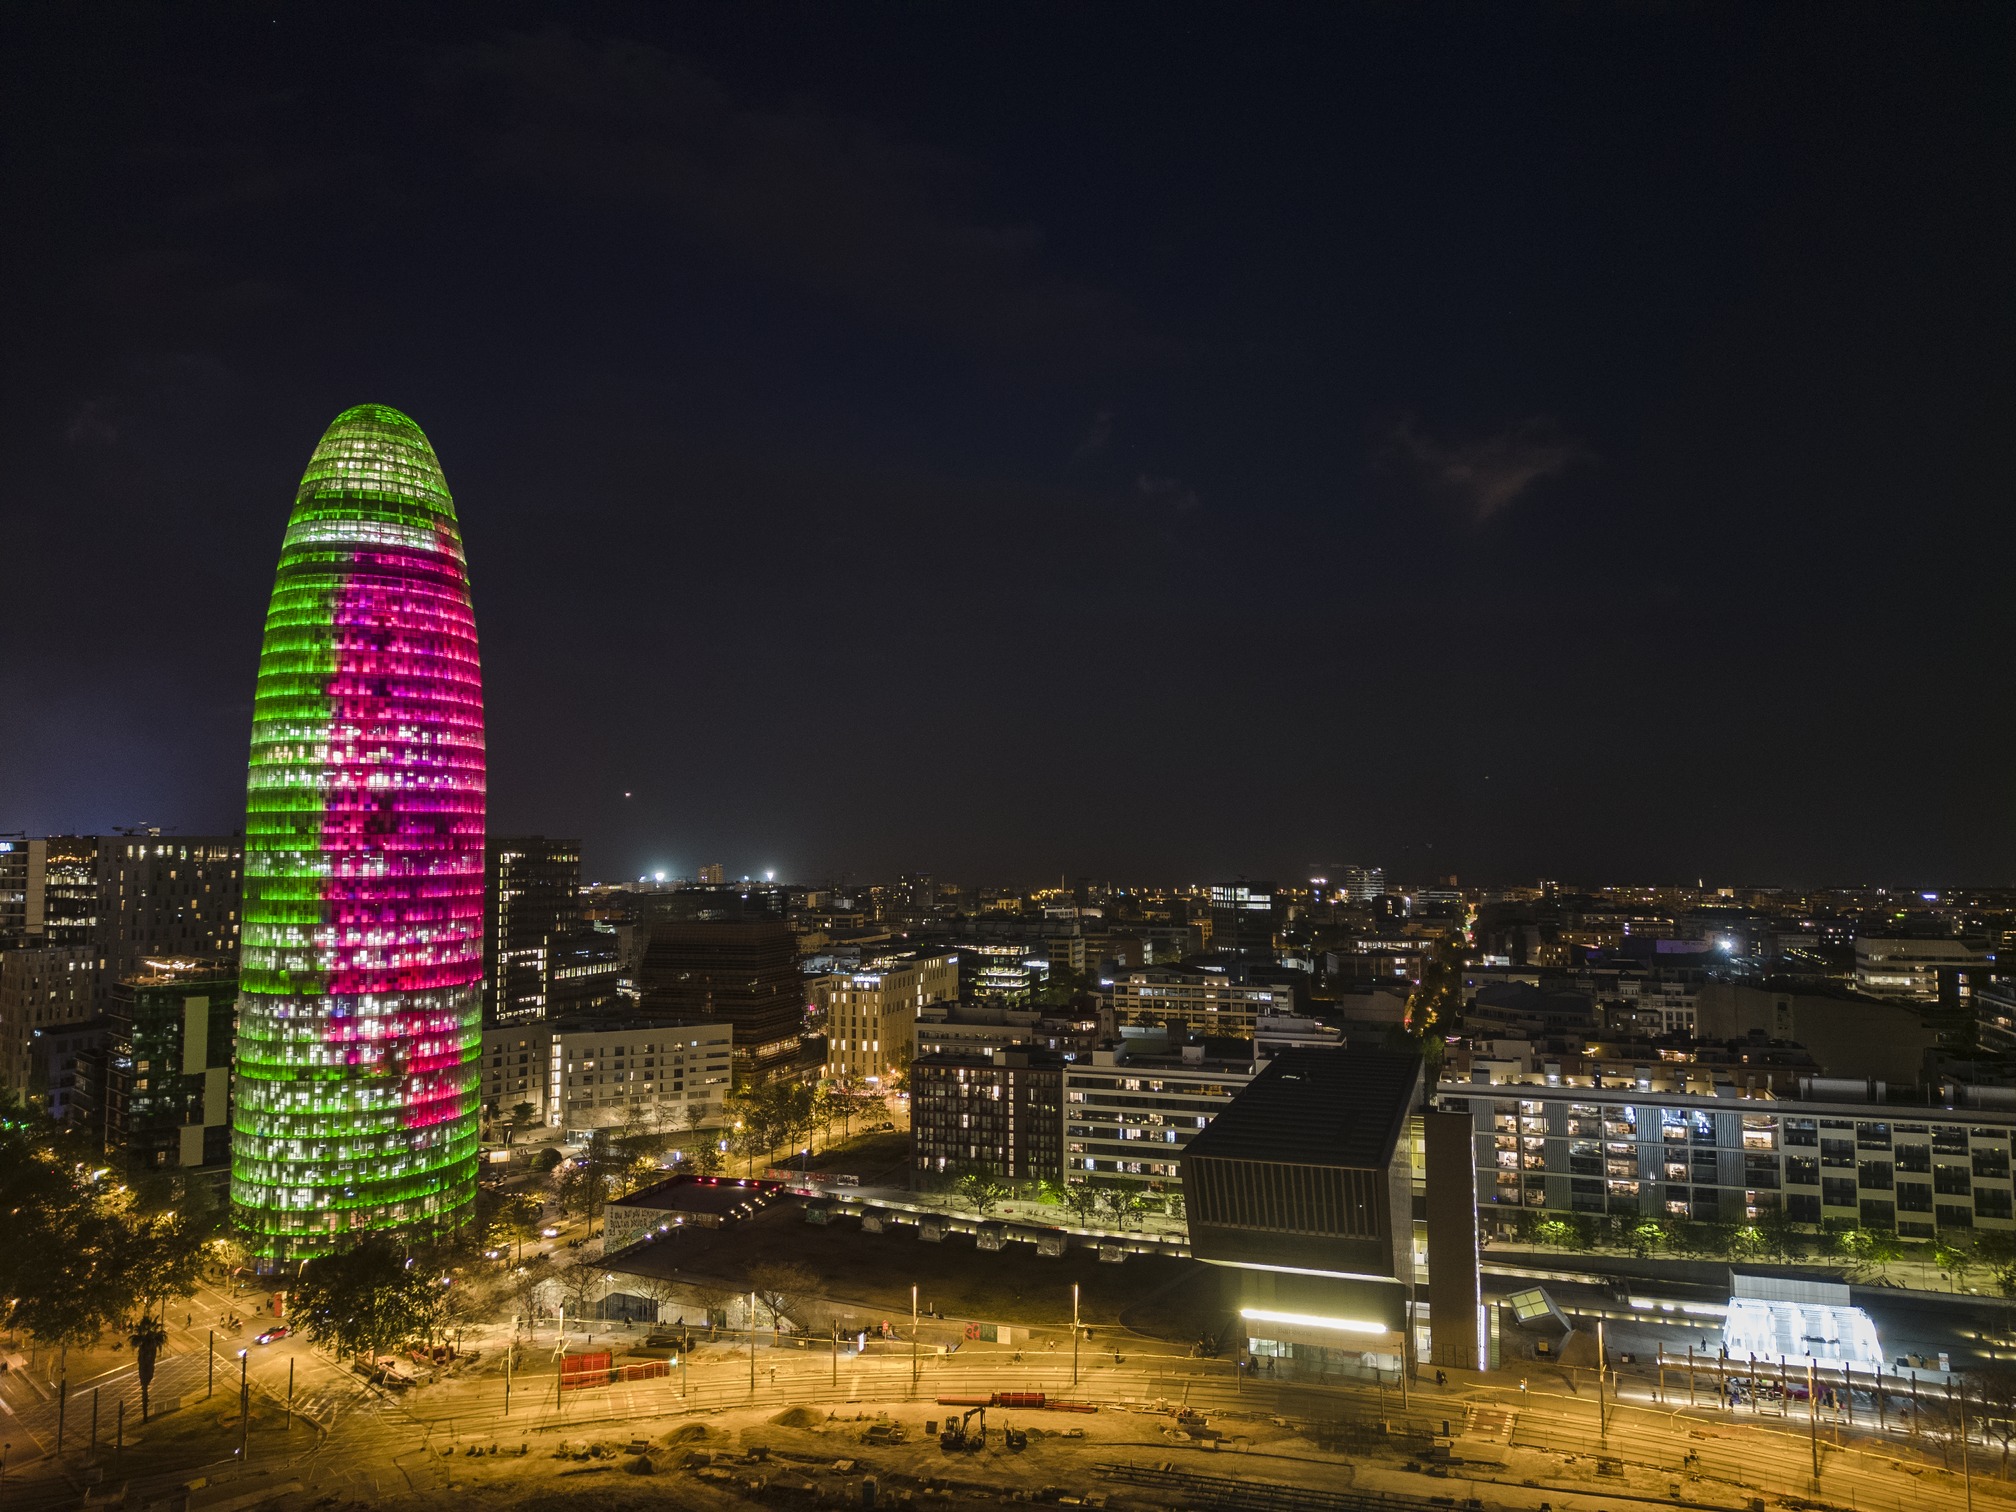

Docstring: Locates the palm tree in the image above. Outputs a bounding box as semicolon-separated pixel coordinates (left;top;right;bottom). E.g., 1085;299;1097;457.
129;1310;168;1421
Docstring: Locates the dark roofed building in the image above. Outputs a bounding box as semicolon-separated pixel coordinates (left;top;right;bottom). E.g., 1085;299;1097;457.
1181;1047;1427;1381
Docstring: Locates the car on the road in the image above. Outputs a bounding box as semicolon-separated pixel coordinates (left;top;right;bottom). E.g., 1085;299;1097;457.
255;1325;291;1345
541;1226;560;1238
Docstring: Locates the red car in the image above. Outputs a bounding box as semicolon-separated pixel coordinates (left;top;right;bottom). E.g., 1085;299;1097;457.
255;1325;291;1345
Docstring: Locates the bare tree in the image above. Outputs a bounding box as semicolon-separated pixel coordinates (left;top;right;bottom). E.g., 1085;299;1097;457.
748;1260;822;1331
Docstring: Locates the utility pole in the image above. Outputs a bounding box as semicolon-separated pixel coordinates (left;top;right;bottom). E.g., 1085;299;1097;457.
1960;1376;1975;1512
504;1339;511;1417
287;1359;295;1427
831;1319;838;1389
239;1350;250;1463
208;1330;215;1398
56;1380;66;1454
1687;1344;1696;1408
1072;1284;1080;1387
911;1285;920;1390
89;1388;98;1460
749;1291;757;1398
116;1400;124;1461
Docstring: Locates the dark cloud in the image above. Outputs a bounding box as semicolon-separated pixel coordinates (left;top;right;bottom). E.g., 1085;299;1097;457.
448;31;1148;370
1382;416;1589;525
1135;472;1199;512
1072;408;1113;460
64;399;117;447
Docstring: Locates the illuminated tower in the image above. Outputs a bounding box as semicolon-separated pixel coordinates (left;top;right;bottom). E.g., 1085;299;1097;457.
231;404;485;1262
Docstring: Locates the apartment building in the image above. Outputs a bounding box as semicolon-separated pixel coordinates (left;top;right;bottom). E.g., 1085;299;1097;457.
524;1024;737;1128
822;947;959;1083
1435;1073;2016;1239
1854;937;1991;1003
1107;967;1288;1037
1064;1038;1254;1191
910;1047;1064;1182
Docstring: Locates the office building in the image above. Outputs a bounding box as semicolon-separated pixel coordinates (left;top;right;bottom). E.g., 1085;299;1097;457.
1182;1048;1427;1378
103;958;235;1170
637;918;806;1080
1337;867;1386;902
822;947;959;1083
1108;966;1289;1037
232;404;485;1263
550;926;624;1017
1064;1037;1254;1191
910;1047;1065;1182
1854;936;1992;1003
1208;881;1281;959
484;836;582;1024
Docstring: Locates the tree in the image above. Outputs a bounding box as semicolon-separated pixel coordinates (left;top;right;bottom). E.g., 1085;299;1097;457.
128;1312;168;1421
1974;1230;2016;1297
689;1139;725;1177
1623;1218;1666;1259
685;1278;736;1329
557;1253;605;1318
290;1241;447;1363
1097;1183;1143;1232
628;1272;686;1328
1165;1190;1187;1223
954;1170;1010;1219
1399;931;1466;1070
504;1255;555;1334
1059;1182;1103;1227
508;1102;540;1141
1936;1233;1979;1291
499;1192;546;1265
748;1260;821;1331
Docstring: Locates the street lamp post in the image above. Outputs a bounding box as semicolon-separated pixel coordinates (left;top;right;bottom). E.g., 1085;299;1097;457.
1807;1359;1819;1488
239;1350;250;1463
1072;1284;1080;1388
911;1286;920;1390
749;1291;757;1398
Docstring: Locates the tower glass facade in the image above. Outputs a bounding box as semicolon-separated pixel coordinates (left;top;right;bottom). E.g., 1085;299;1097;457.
231;404;485;1262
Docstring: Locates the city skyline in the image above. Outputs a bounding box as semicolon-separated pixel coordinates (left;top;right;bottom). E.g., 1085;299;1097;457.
2;5;2011;885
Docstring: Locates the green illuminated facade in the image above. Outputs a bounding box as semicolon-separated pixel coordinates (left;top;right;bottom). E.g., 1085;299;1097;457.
231;404;486;1263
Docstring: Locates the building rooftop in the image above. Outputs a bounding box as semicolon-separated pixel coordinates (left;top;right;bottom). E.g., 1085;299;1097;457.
1184;1046;1421;1170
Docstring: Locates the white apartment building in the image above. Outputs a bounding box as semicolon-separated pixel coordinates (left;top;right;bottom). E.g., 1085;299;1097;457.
1064;1039;1256;1191
1854;937;1990;1002
480;1018;732;1133
823;949;959;1083
1107;968;1287;1037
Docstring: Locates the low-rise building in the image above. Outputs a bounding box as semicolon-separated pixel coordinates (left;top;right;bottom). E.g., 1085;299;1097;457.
604;1175;782;1250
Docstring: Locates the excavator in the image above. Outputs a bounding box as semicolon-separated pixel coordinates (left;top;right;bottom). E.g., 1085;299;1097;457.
939;1405;987;1452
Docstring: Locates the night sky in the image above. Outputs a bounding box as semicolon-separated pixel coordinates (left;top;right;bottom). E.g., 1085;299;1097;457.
3;4;2012;888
